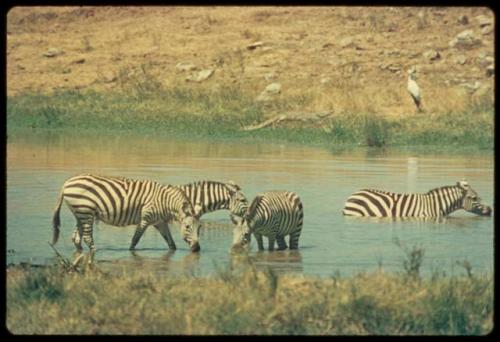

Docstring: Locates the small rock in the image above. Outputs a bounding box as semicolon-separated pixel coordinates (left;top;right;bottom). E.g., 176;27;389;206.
320;77;332;85
186;69;214;82
481;25;493;35
103;71;117;83
449;29;482;49
478;53;494;66
476;15;493;28
176;62;197;72
264;82;281;94
61;68;71;74
339;37;356;49
43;48;64;58
457;15;469;25
423;49;440;61
455;55;467;65
71;58;86;64
247;41;264;50
255;82;282;101
322;42;334;49
486;64;494;77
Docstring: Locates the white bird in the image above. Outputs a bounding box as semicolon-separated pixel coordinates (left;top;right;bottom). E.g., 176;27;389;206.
407;67;422;112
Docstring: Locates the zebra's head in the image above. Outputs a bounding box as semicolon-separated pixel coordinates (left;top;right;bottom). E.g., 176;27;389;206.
179;202;203;252
230;214;251;252
457;181;492;216
226;181;249;217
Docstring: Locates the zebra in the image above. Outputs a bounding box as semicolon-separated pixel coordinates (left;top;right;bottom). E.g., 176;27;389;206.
114;180;249;248
231;191;304;251
178;180;249;219
342;181;492;218
51;174;203;254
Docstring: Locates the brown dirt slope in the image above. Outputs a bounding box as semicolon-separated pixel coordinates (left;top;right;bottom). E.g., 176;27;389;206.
7;6;494;117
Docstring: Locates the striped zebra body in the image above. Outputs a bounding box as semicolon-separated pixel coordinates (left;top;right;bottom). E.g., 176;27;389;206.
178;180;248;218
343;181;491;217
52;174;202;253
128;180;248;247
232;191;304;251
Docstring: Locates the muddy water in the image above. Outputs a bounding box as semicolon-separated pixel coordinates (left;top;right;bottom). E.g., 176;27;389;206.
6;130;494;277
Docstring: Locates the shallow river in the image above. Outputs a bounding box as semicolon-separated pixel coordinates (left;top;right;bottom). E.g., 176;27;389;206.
6;130;494;277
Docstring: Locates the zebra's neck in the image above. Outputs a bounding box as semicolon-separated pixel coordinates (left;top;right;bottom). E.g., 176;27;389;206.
424;186;464;216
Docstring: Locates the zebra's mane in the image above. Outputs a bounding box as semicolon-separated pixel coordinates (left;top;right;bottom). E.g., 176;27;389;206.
426;185;460;196
182;180;239;192
364;184;460;196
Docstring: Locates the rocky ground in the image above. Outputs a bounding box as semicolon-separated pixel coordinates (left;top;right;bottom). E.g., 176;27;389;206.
7;6;494;117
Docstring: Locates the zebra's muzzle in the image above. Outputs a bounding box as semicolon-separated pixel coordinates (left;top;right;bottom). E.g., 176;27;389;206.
480;206;492;216
190;241;201;253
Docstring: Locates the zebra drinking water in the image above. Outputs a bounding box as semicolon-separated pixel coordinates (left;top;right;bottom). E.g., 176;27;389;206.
51;174;202;254
231;191;304;251
178;180;248;219
342;181;492;217
123;180;249;247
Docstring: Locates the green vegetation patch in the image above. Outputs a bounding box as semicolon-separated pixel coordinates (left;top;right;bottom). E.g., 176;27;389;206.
6;87;494;149
6;262;493;335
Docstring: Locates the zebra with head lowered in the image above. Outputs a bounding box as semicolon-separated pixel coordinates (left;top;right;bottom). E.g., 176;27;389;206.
343;181;492;217
231;191;304;251
127;180;249;248
52;174;203;254
178;180;248;220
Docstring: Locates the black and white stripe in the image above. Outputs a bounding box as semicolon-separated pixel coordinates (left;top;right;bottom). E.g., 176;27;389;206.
232;191;304;251
52;174;202;253
343;181;492;217
178;180;248;219
128;180;249;247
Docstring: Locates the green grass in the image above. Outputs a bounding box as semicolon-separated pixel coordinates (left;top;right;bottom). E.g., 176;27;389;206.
6;260;493;335
6;86;494;149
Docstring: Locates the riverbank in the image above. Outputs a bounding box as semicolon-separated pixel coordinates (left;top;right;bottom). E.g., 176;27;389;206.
6;261;493;335
6;87;494;150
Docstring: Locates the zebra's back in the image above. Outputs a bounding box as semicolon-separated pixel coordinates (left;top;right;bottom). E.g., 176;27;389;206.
62;174;163;226
342;187;461;217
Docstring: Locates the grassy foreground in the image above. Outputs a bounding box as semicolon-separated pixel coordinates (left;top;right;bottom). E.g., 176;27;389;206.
6;261;493;335
7;85;494;149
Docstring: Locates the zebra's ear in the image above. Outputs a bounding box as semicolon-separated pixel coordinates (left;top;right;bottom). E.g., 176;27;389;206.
457;180;469;189
227;180;241;192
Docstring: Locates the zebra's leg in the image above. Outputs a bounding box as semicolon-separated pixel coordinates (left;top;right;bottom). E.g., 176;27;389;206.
277;236;288;250
81;221;96;264
255;233;265;251
72;224;83;252
130;220;149;250
268;235;276;251
154;222;177;250
289;225;303;250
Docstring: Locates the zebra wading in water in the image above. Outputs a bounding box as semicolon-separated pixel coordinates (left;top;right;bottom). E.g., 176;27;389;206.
178;180;248;219
343;181;492;217
52;174;203;254
231;191;304;251
113;180;249;248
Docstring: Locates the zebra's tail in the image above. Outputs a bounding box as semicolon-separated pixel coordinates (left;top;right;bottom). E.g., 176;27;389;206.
51;188;64;246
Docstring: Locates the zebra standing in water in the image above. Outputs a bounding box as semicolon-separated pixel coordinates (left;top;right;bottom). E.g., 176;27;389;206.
178;180;248;219
122;180;249;247
343;181;492;217
231;191;304;251
52;174;202;254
